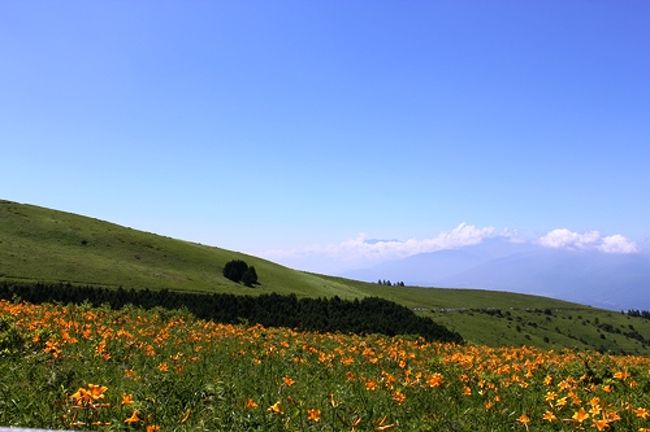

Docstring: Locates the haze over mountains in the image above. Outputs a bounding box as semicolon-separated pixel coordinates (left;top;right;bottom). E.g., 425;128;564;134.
346;238;650;311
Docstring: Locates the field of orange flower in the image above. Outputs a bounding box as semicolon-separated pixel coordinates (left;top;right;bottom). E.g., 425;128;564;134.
0;299;648;431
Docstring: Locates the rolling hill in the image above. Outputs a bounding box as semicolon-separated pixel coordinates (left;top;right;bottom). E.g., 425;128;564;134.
1;199;649;354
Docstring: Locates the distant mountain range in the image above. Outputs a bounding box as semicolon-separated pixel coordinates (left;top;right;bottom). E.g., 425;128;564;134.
346;239;650;311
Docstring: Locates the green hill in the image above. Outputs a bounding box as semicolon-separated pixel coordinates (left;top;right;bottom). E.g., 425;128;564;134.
1;199;649;354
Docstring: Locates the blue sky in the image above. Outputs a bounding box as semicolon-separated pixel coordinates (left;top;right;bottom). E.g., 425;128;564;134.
2;1;649;267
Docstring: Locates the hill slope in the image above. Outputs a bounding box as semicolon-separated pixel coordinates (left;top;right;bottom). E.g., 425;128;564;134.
0;200;368;299
1;200;649;354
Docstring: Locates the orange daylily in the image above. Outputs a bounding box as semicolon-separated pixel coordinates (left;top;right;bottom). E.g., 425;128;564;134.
517;413;530;426
542;410;557;422
572;407;590;423
427;373;444;388
635;407;649;420
124;410;141;424
267;401;283;414
121;393;134;406
307;408;321;422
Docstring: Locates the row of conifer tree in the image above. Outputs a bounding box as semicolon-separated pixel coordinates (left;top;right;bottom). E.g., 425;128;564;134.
0;281;463;343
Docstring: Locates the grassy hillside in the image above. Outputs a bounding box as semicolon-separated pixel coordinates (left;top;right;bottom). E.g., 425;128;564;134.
0;200;368;299
1;199;649;354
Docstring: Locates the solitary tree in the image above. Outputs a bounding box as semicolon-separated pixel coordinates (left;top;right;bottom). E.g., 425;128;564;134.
223;260;249;283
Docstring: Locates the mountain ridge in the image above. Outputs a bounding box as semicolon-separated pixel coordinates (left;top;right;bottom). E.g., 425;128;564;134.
346;238;650;310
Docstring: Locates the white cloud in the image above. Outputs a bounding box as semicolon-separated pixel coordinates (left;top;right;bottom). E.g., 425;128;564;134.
598;234;638;254
538;229;601;250
259;223;505;272
269;223;499;259
259;225;639;274
538;228;637;254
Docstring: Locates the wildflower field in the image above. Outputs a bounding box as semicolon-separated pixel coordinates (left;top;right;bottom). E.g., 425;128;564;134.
0;299;648;431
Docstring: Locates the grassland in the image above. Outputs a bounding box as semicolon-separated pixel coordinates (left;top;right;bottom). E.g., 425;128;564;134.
1;199;649;354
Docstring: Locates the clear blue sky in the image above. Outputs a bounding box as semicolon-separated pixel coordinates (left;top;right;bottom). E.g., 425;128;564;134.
2;1;649;253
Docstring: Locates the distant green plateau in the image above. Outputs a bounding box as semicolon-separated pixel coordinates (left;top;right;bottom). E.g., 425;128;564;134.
1;200;649;355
